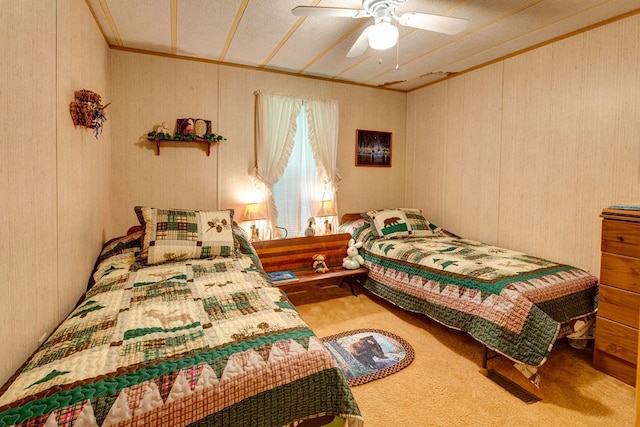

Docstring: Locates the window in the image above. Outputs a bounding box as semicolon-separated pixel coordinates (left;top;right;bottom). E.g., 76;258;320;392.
251;91;340;240
272;105;324;236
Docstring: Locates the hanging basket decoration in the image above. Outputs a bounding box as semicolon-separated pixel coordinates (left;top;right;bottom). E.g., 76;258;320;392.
69;89;110;138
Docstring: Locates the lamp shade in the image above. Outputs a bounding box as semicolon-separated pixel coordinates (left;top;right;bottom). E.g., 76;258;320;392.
368;21;399;50
242;203;266;221
316;200;337;217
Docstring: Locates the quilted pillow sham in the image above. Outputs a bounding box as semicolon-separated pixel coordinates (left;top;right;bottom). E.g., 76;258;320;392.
362;208;434;239
135;206;235;265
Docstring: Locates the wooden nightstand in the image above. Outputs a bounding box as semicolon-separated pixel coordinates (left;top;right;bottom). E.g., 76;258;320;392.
593;208;640;386
252;233;367;297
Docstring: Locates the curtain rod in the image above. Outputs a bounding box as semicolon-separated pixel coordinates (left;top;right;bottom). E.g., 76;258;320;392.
253;90;338;104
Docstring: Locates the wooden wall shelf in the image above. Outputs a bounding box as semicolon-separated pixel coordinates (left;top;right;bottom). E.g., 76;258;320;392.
148;138;218;156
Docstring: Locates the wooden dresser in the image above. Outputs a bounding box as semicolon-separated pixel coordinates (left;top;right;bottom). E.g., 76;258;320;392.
593;208;640;386
637;313;640;425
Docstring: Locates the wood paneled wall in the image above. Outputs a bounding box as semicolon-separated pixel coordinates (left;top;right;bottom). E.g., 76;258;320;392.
406;13;640;276
108;52;407;237
0;0;57;386
0;0;111;385
56;0;112;321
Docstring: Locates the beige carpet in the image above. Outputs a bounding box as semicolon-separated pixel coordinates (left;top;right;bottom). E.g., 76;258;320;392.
292;285;636;427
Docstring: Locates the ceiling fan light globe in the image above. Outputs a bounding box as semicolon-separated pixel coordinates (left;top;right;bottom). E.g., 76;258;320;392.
368;22;398;50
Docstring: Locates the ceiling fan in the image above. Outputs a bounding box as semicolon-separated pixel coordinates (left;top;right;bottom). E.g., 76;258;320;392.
292;0;468;57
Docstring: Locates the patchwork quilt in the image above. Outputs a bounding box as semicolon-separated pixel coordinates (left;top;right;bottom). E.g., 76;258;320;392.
341;219;598;383
0;229;362;427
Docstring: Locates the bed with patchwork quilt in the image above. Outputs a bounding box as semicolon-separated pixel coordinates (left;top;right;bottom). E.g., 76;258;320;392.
0;207;362;427
339;209;598;385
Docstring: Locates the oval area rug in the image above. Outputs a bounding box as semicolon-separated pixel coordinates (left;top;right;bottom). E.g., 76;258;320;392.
321;329;414;386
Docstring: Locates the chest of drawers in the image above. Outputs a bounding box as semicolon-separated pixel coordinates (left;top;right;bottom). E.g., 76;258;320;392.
593;208;640;386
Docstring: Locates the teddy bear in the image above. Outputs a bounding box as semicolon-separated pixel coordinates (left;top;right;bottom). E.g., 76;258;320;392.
342;238;364;270
312;254;329;273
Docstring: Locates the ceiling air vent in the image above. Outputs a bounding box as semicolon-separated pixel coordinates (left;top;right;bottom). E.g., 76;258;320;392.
379;80;407;87
420;71;455;78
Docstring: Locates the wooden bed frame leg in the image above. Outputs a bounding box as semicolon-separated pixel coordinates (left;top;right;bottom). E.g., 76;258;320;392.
479;344;489;376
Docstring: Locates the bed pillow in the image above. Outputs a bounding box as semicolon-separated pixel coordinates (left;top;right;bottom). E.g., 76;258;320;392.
338;218;367;236
400;208;435;237
135;206;235;265
88;231;142;289
362;208;434;239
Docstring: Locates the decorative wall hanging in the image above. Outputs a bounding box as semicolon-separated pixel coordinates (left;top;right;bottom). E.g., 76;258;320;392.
355;129;392;167
69;89;110;138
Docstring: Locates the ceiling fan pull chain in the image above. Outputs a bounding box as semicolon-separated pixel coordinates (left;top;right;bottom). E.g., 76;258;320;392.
395;37;400;70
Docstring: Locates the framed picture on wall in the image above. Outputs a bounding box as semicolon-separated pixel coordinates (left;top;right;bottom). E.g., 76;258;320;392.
355;129;392;167
176;118;211;138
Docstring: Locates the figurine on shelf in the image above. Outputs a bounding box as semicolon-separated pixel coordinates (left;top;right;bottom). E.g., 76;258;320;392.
324;219;332;235
147;121;172;140
157;122;171;135
304;217;316;237
179;118;195;135
250;224;260;241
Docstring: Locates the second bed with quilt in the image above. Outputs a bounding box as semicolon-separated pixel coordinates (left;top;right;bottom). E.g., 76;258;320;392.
339;208;598;384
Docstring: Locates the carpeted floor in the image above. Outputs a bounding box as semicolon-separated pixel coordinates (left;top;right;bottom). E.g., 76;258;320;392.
292;284;636;427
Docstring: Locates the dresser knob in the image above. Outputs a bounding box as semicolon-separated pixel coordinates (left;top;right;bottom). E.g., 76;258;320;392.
616;235;624;242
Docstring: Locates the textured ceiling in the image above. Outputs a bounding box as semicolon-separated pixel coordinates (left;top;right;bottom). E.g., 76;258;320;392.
86;0;640;92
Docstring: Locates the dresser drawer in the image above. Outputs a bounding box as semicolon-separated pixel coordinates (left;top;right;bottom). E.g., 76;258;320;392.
594;316;638;365
601;219;640;258
600;252;640;293
597;284;640;328
593;349;636;386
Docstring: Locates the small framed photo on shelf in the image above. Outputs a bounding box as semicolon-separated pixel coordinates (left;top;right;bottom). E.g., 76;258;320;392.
355;129;392;167
176;118;211;138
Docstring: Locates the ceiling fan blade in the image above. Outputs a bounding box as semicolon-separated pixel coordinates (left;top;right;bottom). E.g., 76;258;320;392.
398;12;468;35
292;6;365;18
346;27;371;58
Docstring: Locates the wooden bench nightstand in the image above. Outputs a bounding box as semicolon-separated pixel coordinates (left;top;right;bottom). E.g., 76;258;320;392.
252;233;367;297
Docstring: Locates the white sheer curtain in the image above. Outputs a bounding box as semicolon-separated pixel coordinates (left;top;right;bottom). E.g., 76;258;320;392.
251;91;340;237
306;98;341;232
250;91;302;236
272;105;322;236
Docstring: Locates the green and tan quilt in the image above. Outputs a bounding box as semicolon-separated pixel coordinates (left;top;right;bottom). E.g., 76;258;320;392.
0;228;362;427
341;218;597;384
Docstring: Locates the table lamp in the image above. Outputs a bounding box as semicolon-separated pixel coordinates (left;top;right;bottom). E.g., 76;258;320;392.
316;199;337;235
242;202;266;241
